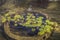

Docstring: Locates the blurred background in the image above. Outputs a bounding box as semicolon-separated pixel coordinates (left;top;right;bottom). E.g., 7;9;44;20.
0;0;60;40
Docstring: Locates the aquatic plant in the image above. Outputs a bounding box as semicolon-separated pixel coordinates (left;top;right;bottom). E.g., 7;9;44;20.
1;12;58;36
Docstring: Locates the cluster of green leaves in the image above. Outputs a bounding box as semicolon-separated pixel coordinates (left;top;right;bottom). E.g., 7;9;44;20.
1;13;24;26
1;12;58;36
38;20;54;35
22;13;43;27
1;12;44;27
